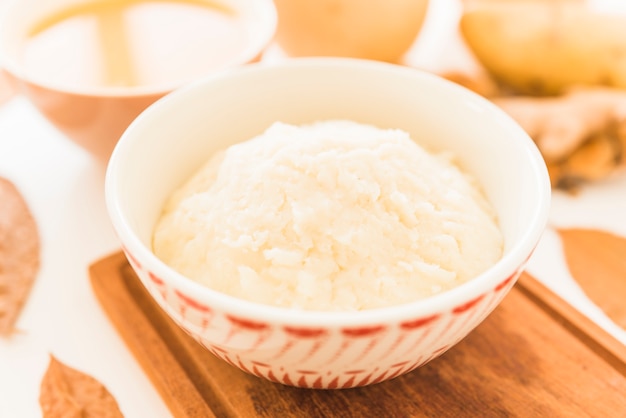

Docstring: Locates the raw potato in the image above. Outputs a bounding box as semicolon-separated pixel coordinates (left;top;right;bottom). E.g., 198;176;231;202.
460;0;626;95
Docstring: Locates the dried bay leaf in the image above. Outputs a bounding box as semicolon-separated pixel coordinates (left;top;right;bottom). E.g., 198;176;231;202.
40;356;124;418
0;176;40;337
558;228;626;328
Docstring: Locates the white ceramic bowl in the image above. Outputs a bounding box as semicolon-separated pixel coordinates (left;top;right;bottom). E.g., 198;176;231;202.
105;58;550;389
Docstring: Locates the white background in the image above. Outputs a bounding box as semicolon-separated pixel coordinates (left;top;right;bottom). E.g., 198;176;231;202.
1;1;625;417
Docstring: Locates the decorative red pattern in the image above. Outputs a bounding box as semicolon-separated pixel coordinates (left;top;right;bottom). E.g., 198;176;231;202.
341;325;386;337
233;364;441;389
440;299;488;345
148;271;164;286
370;370;389;385
295;370;318;374
376;315;441;360
266;369;281;384
386;364;408;381
282;373;295;386
123;249;142;270
328;376;340;389
297;375;309;388
146;270;167;299
452;294;485;314
224;317;272;350
174;290;212;313
379;333;408;360
341;375;356;388
397;323;438;359
283;326;328;338
417;345;451;369
356;373;374;387
210;344;227;354
495;273;516;291
406;356;427;374
345;369;366;374
226;315;269;330
265;369;281;383
353;335;383;363
432;344;451;356
252;364;265;378
327;339;352;365
237;357;252;375
221;353;237;369
400;314;440;330
312;376;324;389
273;339;295;359
165;252;524;389
300;339;325;363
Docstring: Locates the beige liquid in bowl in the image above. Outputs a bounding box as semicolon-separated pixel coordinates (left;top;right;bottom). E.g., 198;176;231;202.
19;0;250;89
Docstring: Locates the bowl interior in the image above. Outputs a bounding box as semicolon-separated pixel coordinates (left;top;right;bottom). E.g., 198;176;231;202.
107;58;550;310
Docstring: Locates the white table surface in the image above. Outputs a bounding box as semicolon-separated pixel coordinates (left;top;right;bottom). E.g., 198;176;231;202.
1;1;625;417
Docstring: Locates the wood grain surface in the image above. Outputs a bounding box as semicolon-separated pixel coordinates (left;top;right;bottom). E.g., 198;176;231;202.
90;251;626;418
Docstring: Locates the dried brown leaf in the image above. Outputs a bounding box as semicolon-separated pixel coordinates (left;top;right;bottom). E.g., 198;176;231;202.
558;228;626;328
40;355;124;418
0;176;40;337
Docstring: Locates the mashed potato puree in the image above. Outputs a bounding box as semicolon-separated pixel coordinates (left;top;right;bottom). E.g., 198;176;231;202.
153;120;503;311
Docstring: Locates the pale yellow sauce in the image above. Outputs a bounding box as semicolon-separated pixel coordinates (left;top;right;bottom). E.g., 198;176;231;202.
21;0;249;89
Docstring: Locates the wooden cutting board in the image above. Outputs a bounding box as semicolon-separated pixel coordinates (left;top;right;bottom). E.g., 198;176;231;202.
89;251;626;417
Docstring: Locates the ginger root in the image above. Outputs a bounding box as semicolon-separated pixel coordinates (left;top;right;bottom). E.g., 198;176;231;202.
441;72;626;190
547;122;626;190
493;89;626;190
492;89;626;162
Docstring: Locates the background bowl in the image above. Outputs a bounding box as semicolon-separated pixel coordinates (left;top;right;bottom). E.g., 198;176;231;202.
105;58;550;389
272;0;430;62
0;0;277;159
